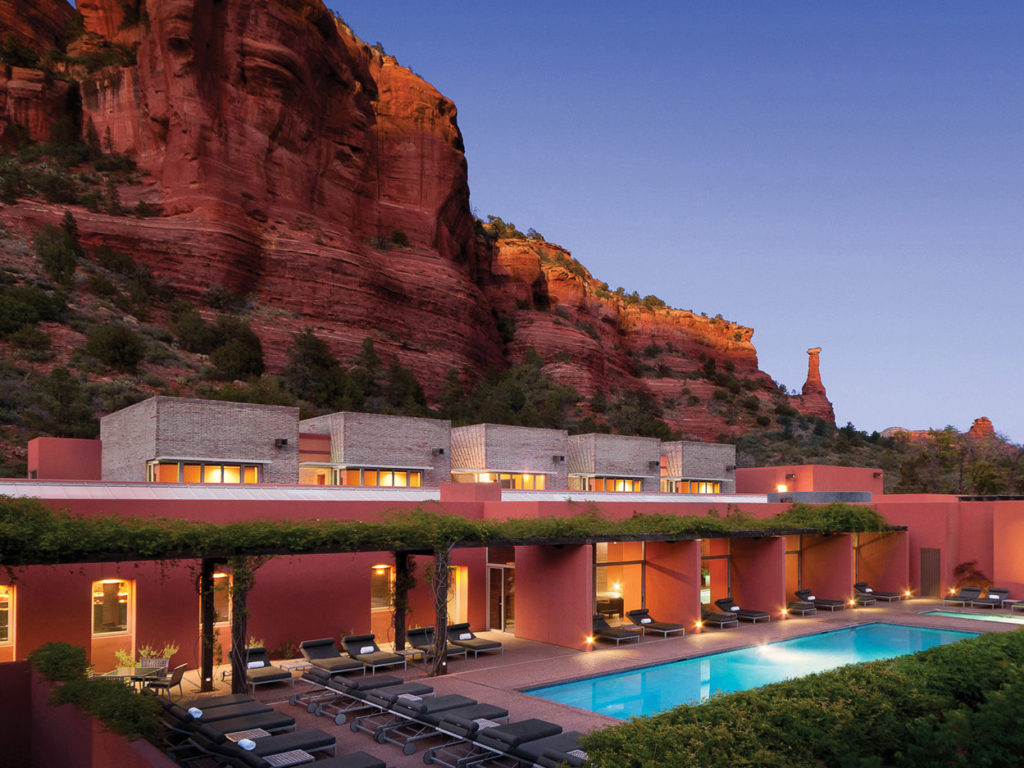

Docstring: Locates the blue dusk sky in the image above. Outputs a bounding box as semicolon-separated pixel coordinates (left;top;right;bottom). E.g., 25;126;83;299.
328;2;1024;443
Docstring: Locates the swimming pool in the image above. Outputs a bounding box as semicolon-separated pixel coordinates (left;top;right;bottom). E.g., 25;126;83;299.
924;610;1024;625
527;623;977;719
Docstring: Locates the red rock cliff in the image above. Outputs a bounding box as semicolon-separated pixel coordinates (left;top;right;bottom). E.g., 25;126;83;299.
0;0;834;441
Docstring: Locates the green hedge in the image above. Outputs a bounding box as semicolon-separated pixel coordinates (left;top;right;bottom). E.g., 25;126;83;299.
582;629;1024;768
27;641;162;741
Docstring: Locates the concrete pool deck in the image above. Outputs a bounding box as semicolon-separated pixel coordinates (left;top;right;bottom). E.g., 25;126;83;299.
180;598;1019;767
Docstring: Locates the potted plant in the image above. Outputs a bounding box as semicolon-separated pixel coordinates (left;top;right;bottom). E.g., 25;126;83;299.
136;642;180;671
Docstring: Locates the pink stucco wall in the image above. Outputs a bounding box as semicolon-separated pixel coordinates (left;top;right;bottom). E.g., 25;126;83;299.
645;541;701;629
735;465;882;495
857;531;910;595
514;545;592;650
992;501;1024;596
800;534;854;603
27;437;103;481
730;537;786;618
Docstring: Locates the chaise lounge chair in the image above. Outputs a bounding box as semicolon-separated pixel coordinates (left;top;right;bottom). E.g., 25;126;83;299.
786;595;817;616
300;637;365;677
184;722;336;766
971;587;1011;609
943;586;983;606
426;716;567;768
854;581;902;602
714;598;771;623
795;589;846;611
592;614;640;645
245;646;294;695
311;673;434;725
407;626;467;662
625;608;686;637
163;701;297;736
700;606;739;628
446;622;504;657
341;634;406;675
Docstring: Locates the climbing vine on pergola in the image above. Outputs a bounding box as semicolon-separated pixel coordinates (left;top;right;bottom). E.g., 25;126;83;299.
0;497;897;686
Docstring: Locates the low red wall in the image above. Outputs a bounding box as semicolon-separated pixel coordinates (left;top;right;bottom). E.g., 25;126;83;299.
731;537;786;618
0;661;31;765
27;437;102;481
514;545;592;650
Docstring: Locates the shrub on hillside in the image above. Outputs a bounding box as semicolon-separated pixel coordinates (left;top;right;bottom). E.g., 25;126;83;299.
32;224;79;287
84;325;145;371
209;317;263;380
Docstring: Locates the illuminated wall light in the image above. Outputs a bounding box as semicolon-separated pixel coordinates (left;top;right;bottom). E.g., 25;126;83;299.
695;620;703;629
776;484;788;493
612;582;621;593
904;590;912;598
848;599;856;607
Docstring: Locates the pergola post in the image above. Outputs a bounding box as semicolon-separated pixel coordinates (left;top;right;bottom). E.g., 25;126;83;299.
393;551;412;651
198;557;219;692
428;546;452;677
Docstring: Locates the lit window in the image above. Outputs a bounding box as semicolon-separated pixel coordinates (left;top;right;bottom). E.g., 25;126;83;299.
205;465;222;483
92;579;130;636
379;471;394;487
212;572;231;626
370;565;393;611
243;466;259;484
222;465;241;484
0;585;10;644
156;464;178;483
183;464;202;483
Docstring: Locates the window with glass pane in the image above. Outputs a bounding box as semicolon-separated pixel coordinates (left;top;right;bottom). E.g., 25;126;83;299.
364;470;378;486
243;466;259;484
92;579;129;635
182;464;202;483
0;585;10;643
370;565;393;611
156;463;178;483
222;465;241;483
212;572;231;625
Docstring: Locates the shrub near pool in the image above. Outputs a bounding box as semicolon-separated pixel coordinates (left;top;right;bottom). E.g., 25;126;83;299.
581;629;1024;768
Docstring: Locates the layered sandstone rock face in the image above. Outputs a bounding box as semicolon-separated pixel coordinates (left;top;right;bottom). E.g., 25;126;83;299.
0;0;834;440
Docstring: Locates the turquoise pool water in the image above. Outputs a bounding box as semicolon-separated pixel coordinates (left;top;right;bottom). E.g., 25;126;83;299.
527;623;977;719
925;610;1024;625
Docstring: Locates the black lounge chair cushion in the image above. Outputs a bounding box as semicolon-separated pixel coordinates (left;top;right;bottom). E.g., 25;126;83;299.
191;701;271;721
592;614;640;642
252;728;334;756
246;666;292;684
447;623;503;653
180;693;255;710
204;710;296;734
854;582;901;600
301;638;342;659
332;674;404;693
476;719;563;750
627;609;685;632
393;693;475;717
517;731;587;767
364;681;435;707
407;627;466;657
312;656;365;674
701;607;739;625
421;702;507;727
342;634;404;666
314;753;386;768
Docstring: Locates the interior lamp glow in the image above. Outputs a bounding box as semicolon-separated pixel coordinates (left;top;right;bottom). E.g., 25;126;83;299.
612;582;621;593
776;484;788;493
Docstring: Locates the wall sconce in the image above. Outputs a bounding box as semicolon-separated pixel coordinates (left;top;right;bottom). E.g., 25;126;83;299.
725;465;736;472
785;473;796;479
873;471;883;478
274;438;288;448
552;454;565;463
432;448;445;456
776;484;788;493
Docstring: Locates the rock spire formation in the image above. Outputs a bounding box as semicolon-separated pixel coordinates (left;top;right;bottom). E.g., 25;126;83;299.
800;347;835;422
